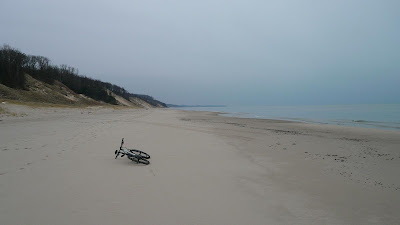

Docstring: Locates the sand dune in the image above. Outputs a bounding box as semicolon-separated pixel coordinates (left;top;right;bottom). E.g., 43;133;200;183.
1;105;400;224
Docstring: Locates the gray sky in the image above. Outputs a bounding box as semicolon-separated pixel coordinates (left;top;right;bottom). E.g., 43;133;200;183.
1;0;399;105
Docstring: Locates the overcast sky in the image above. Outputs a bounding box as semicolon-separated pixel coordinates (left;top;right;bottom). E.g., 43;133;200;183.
1;0;399;105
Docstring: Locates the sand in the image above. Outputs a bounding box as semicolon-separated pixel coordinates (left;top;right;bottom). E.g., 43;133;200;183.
1;104;400;224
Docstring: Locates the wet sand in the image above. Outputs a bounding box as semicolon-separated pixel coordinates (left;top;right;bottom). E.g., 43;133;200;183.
1;105;400;224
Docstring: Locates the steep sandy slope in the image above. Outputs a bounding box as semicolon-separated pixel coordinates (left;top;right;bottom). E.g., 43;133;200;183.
106;90;162;108
0;74;102;105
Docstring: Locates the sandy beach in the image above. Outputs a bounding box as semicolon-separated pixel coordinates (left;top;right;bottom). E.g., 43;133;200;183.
1;105;400;225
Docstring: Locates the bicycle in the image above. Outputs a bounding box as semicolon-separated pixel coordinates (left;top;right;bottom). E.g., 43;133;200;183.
114;138;150;165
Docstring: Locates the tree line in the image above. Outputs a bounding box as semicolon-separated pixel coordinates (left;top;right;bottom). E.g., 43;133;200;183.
0;44;166;107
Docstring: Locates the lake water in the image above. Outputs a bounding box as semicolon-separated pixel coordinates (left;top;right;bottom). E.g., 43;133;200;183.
176;104;400;131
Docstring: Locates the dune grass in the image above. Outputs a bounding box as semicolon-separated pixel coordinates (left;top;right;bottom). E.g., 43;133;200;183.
0;75;145;110
0;105;8;114
0;105;23;117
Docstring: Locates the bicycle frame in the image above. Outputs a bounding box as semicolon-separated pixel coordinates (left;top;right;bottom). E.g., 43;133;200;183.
115;139;134;158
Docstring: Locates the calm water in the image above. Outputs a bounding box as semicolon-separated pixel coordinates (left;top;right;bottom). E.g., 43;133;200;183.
177;104;400;131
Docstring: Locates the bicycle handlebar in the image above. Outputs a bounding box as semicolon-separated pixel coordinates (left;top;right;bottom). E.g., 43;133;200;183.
115;150;119;159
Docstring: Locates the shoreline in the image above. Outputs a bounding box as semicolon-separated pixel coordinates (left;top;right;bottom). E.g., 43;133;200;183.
175;104;400;131
1;105;400;224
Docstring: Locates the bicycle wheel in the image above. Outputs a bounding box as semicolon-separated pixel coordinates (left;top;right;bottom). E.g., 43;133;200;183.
129;149;150;159
137;157;150;165
128;156;150;165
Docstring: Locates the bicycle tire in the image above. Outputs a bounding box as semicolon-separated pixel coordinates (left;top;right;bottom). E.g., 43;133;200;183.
129;149;150;159
128;156;150;165
137;157;150;165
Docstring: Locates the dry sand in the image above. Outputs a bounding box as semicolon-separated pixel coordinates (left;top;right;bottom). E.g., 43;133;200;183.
1;104;400;224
